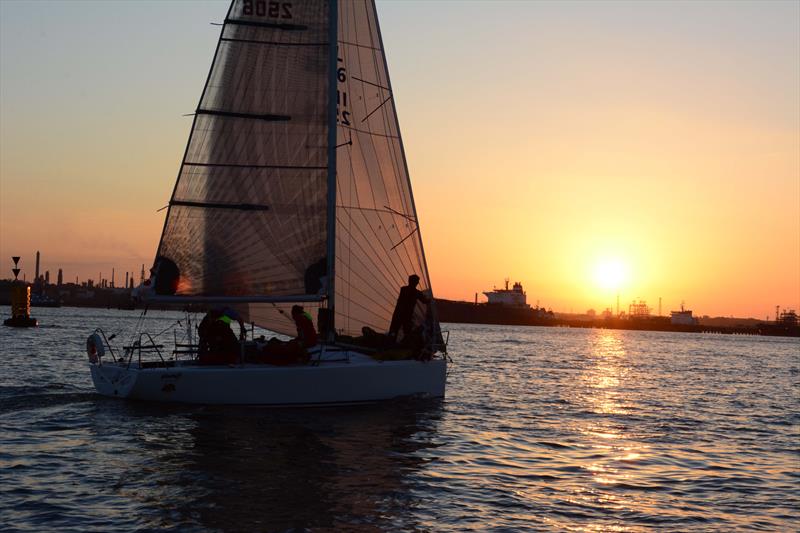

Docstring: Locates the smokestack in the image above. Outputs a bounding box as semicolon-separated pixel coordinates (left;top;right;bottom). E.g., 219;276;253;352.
111;268;115;288
125;271;129;288
35;251;40;280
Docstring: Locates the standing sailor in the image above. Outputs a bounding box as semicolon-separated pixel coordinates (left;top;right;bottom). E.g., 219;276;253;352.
389;274;430;342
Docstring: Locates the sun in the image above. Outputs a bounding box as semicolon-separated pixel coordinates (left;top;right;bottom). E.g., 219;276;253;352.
593;259;629;291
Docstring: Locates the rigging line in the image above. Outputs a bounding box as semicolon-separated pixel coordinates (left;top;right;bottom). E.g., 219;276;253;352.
382;205;417;223
334;235;400;302
334;268;396;317
390;226;419;251
334;282;395;324
361;94;393;123
338;205;415;221
157;205;169;212
335;222;402;298
337;209;414;293
351;76;390;92
337;295;393;331
335;241;398;306
337;38;381;52
338;124;399;139
335;138;353;149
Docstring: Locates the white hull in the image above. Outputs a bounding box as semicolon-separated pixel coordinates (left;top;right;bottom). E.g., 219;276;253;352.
89;352;446;405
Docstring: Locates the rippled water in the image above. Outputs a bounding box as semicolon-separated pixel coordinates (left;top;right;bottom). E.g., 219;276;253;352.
1;307;798;531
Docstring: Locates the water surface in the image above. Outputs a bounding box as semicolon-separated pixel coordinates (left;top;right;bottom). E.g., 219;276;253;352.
1;307;798;531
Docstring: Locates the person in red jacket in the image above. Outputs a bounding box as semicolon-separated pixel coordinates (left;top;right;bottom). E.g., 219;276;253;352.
291;305;318;349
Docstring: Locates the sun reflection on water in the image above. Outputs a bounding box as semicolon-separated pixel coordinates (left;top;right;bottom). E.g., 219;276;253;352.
574;329;651;523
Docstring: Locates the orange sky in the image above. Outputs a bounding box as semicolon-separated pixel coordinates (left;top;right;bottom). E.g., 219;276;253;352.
1;1;798;319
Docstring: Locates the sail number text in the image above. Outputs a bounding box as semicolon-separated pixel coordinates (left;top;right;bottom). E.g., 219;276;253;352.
242;0;293;19
337;56;351;126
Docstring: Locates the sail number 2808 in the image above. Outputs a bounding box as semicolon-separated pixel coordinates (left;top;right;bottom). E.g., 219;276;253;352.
242;0;293;19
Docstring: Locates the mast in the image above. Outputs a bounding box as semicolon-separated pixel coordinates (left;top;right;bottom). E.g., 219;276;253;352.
325;0;339;339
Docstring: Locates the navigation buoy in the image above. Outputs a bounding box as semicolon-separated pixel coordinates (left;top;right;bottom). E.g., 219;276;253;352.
4;257;38;327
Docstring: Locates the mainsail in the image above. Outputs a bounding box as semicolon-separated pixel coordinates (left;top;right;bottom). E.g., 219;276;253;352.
153;0;436;339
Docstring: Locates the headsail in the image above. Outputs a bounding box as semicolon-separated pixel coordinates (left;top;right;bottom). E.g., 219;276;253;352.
154;0;334;334
334;0;436;337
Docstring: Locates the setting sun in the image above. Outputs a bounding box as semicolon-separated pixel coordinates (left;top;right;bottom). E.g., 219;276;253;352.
593;259;629;291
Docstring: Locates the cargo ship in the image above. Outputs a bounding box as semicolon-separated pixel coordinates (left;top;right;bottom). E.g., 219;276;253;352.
436;280;555;326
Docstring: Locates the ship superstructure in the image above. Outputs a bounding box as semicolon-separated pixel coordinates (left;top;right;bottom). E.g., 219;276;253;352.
670;303;699;325
483;279;530;308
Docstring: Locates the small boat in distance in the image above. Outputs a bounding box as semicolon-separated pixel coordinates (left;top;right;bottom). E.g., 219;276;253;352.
87;0;447;405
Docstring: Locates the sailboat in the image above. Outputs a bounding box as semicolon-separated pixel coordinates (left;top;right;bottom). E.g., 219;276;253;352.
86;0;447;405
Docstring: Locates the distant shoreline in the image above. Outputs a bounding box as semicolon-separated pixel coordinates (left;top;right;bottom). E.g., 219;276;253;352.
435;299;799;338
2;280;796;338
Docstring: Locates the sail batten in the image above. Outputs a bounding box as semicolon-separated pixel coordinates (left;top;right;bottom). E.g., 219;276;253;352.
224;18;309;31
195;109;292;121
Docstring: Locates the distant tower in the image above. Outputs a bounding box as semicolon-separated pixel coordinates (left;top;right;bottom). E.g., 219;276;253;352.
125;271;129;288
35;251;40;280
57;268;63;286
140;264;145;283
111;268;115;288
45;270;50;284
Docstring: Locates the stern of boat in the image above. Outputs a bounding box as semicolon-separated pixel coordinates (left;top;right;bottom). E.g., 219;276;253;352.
90;362;138;399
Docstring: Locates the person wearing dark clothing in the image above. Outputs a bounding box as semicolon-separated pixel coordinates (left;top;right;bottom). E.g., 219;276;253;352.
389;274;429;342
197;307;244;365
291;305;318;349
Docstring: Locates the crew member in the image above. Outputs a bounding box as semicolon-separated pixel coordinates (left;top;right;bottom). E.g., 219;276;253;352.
389;274;429;342
197;307;245;365
291;305;318;349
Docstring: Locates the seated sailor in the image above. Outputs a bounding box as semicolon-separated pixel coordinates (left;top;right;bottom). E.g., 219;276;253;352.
291;304;318;349
251;305;317;365
197;307;244;365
